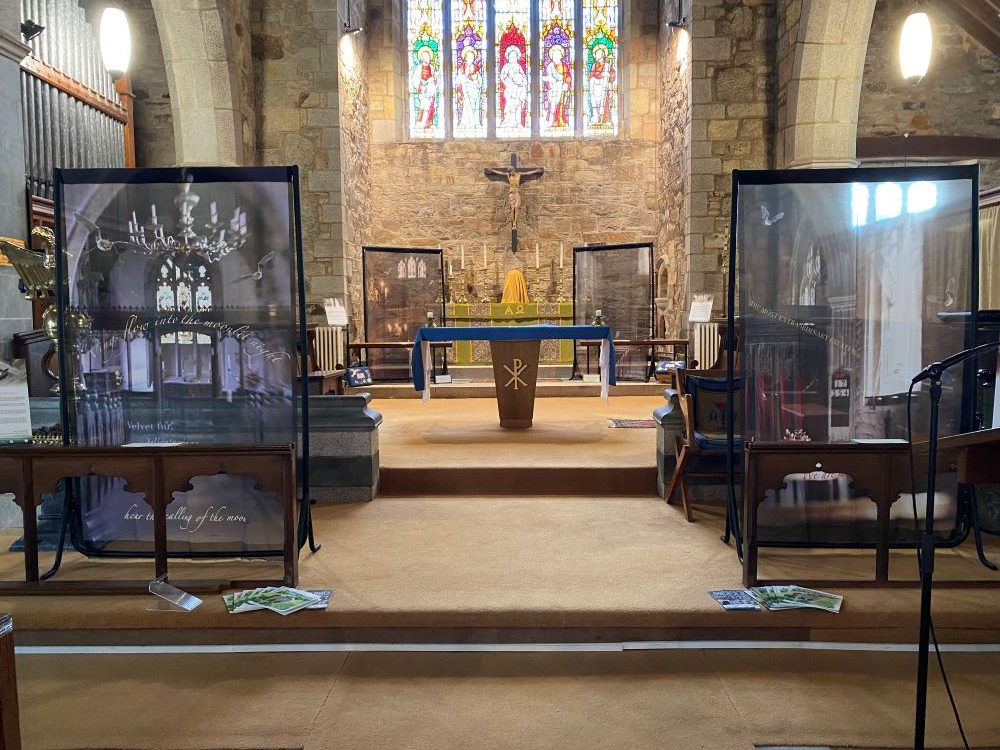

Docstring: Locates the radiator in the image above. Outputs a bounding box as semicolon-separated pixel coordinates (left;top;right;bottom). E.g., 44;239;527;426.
692;322;720;370
314;326;346;371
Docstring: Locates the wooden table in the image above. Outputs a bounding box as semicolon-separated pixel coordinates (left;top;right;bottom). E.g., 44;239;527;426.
743;431;1000;587
0;444;298;593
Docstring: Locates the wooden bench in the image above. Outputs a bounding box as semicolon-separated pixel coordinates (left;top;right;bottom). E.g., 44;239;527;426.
0;614;19;750
308;368;346;395
349;341;454;381
577;338;690;382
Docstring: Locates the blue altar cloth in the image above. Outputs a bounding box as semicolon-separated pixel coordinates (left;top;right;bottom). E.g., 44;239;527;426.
411;325;616;394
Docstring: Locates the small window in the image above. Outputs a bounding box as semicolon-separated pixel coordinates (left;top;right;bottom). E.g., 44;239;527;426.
874;182;903;221
906;181;937;214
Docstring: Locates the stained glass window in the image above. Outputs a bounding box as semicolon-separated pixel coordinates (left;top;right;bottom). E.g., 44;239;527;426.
583;0;619;136
540;1;575;137
407;0;445;139
452;0;488;138
404;0;621;139
495;0;531;138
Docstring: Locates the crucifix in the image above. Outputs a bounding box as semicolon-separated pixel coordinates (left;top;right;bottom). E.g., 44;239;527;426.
484;153;544;253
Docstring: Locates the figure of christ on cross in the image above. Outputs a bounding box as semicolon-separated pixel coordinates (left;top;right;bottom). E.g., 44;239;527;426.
483;153;543;252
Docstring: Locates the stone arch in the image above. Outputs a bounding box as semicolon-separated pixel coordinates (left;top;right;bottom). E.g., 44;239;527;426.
779;0;878;168
151;0;254;166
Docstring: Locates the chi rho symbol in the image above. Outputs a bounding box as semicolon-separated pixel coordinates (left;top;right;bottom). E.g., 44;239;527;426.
504;358;528;390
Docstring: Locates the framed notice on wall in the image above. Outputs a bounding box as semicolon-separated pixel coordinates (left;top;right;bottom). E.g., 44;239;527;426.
54;166;308;557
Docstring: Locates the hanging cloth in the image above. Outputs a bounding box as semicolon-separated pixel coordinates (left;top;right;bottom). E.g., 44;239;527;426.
501;268;530;303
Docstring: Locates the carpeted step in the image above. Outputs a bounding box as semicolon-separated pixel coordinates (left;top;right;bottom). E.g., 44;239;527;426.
379;466;657;495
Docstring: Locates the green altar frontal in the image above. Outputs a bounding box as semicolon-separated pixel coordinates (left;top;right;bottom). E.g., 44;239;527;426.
445;302;575;366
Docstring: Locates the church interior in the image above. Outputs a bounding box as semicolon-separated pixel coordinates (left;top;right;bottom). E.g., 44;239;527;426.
2;0;1000;748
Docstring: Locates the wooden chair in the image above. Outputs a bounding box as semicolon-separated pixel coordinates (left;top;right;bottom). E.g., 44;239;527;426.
665;370;743;522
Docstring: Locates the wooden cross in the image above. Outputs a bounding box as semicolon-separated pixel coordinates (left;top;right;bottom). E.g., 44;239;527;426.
483;153;544;253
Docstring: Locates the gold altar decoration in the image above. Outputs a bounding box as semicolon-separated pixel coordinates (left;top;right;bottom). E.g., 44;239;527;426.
501;268;530;304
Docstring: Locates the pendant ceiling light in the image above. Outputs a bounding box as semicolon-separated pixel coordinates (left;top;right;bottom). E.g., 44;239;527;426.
99;7;131;79
899;10;932;82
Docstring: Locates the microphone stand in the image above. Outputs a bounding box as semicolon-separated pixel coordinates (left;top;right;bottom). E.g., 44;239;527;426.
911;339;1000;750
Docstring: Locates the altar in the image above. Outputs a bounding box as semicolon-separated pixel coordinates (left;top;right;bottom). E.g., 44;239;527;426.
412;325;615;428
444;302;575;367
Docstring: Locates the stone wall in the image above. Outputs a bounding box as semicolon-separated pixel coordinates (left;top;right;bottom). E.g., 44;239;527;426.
656;1;691;337
118;0;175;166
858;0;1000;189
226;0;256;165
340;0;372;338
251;0;346;313
687;0;775;320
355;0;660;335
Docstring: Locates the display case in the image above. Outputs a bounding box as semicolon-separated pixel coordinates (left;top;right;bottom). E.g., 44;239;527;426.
361;246;444;381
573;242;654;381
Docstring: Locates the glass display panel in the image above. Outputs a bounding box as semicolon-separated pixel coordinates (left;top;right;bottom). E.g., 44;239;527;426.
582;0;619;136
55;167;301;555
363;247;444;381
539;2;575;137
452;0;487;138
573;243;653;381
735;166;978;548
408;0;446;139
737;171;975;444
495;0;531;138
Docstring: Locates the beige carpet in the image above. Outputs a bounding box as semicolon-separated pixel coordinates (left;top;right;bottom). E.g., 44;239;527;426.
374;395;663;469
14;649;1000;749
3;498;1000;642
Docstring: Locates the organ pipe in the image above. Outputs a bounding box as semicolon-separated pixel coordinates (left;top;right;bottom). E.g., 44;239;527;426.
20;0;128;198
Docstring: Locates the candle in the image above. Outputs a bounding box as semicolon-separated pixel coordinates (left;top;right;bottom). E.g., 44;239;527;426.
150;204;157;224
449;260;454;277
210;202;218;223
535;241;539;269
560;242;564;268
460;244;465;269
483;242;488;269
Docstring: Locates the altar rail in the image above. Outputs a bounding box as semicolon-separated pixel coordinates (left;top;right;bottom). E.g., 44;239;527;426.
0;444;296;594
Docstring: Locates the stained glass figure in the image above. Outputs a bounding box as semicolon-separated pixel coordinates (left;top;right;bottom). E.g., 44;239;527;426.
495;0;530;138
407;1;445;138
540;5;574;137
583;0;619;136
452;0;487;138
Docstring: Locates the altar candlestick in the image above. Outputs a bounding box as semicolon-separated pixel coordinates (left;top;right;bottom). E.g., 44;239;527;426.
535;241;539;268
460;244;465;269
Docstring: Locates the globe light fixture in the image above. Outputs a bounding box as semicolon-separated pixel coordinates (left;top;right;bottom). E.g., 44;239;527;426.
99;7;131;79
899;10;932;82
